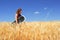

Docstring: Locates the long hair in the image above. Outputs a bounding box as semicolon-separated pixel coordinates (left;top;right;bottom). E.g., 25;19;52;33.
16;8;22;14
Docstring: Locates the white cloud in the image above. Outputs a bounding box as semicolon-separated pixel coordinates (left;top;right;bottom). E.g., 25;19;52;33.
34;11;40;14
44;8;47;10
46;12;50;16
45;12;50;19
46;9;53;17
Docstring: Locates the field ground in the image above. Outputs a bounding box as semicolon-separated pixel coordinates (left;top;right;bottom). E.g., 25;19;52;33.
0;22;60;40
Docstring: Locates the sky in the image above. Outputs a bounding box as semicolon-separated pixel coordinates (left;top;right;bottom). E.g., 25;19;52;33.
0;0;60;22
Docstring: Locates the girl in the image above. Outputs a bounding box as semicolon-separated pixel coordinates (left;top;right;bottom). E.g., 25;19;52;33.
15;8;25;24
12;8;24;24
15;8;22;24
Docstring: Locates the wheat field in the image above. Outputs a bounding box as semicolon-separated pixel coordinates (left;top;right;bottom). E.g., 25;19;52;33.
0;22;60;40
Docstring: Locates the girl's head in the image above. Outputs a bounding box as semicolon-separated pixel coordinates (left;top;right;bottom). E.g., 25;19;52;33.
16;8;22;14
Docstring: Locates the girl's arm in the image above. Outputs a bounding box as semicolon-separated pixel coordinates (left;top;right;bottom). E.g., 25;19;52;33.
15;14;18;24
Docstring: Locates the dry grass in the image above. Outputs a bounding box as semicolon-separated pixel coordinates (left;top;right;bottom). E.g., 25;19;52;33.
0;22;60;40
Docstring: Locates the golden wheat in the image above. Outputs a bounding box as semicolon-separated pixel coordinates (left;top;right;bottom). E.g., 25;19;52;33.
0;22;60;40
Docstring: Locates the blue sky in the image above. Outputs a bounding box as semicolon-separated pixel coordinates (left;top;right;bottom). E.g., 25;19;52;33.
0;0;60;22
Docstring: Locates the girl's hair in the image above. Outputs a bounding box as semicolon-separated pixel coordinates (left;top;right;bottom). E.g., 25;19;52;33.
16;8;22;14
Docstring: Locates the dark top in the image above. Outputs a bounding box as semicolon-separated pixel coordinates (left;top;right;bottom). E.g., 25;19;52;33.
18;14;21;18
